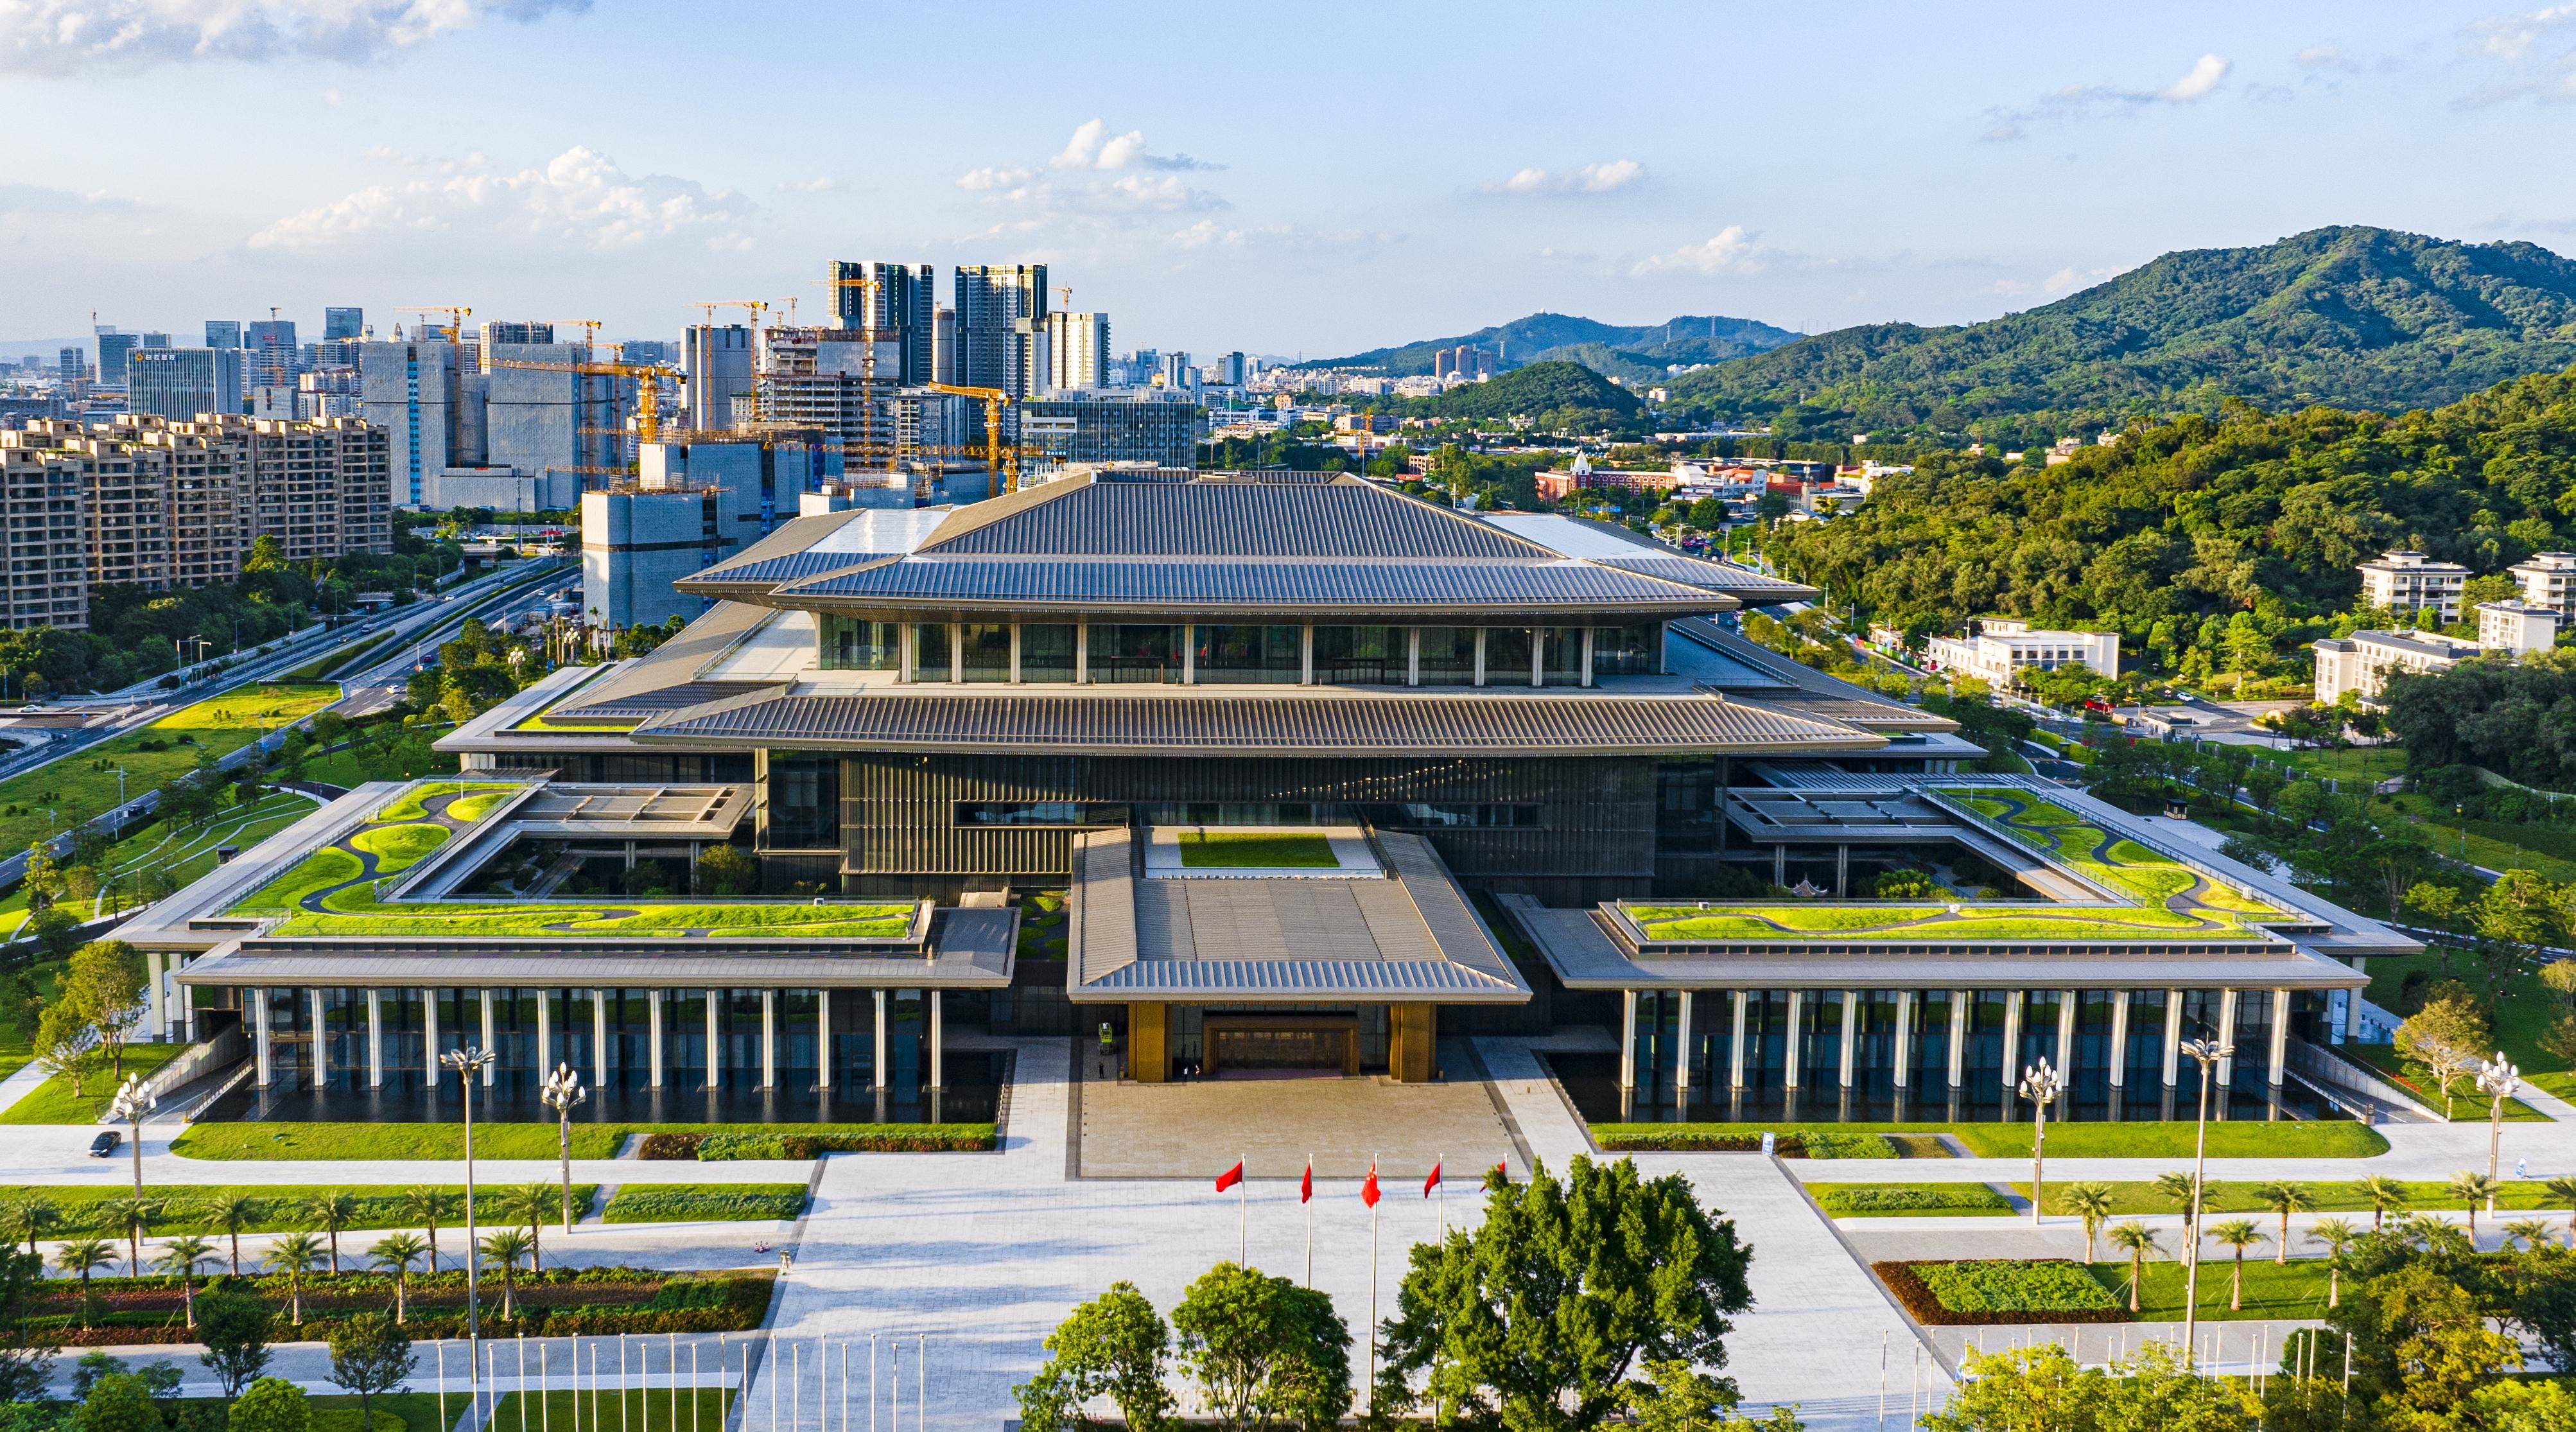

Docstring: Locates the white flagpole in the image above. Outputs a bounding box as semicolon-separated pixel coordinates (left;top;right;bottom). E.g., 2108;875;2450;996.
1239;1150;1248;1264
1437;1152;1446;1234
1368;1151;1380;1410
1304;1153;1314;1287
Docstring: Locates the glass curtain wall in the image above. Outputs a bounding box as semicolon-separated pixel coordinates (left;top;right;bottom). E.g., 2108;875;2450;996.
1416;627;1475;685
1195;625;1302;683
910;624;952;682
1089;624;1182;683
819;616;901;670
1542;627;1585;685
1486;628;1535;685
1020;624;1077;682
1313;626;1402;684
960;625;1012;682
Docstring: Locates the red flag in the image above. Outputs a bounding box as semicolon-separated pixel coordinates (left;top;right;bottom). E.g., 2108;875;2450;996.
1300;1159;1313;1204
1423;1160;1443;1198
1493;1160;1509;1183
1362;1160;1380;1208
1215;1160;1243;1192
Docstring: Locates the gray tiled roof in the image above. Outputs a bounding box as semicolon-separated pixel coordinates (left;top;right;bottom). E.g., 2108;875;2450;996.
918;478;1549;559
1585;555;1818;600
685;552;893;589
631;688;1890;755
770;557;1724;610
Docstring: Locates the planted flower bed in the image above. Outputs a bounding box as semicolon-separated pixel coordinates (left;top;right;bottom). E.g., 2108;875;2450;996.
36;1267;774;1346
1875;1260;2125;1326
636;1125;996;1160
1592;1126;1895;1158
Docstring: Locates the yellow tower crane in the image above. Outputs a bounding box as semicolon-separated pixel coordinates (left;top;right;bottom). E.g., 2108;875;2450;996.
492;348;674;477
921;381;1031;494
399;305;473;342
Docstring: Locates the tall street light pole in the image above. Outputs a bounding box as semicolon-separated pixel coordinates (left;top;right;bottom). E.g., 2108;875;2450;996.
2477;1052;2520;1214
439;1043;498;1400
107;1074;152;1199
2177;1036;2232;1372
540;1063;587;1234
2017;1057;2064;1228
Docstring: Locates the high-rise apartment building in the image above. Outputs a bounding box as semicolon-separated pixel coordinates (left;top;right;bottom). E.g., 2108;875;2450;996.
1045;311;1111;391
57;348;89;383
246;320;302;389
96;329;139;387
360;338;473;509
479;320;555;359
953;264;1049;397
1160;352;1195;391
1217;352;1247;387
831;262;937;384
684;325;755;432
0;446;87;629
205;320;243;350
128;347;245;422
932;306;955;385
324;308;365;341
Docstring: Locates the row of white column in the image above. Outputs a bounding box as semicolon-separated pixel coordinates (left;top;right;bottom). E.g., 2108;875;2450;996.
1615;986;2292;1096
248;987;944;1094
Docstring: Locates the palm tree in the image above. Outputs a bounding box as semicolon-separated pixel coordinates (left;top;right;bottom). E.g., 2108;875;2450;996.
510;1184;553;1273
2309;1216;2360;1309
266;1230;326;1325
157;1235;215;1329
2060;1182;2114;1263
370;1232;428;1324
2255;1180;2317;1266
2547;1174;2576;1248
54;1237;116;1330
2108;1221;2161;1313
99;1196;158;1277
2505;1218;2555;1253
12;1197;58;1256
2449;1171;2500;1241
300;1192;360;1276
399;1188;451;1272
209;1193;261;1277
2153;1171;2208;1268
479;1227;533;1321
2358;1174;2411;1232
2209;1218;2266;1311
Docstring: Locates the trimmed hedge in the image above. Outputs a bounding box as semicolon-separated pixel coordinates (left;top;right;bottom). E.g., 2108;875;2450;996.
639;1126;996;1160
33;1267;774;1346
1596;1128;1895;1159
602;1184;808;1223
1875;1261;2127;1326
1812;1184;2013;1216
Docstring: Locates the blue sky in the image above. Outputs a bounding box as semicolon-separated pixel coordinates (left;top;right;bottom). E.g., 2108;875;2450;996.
4;1;2575;357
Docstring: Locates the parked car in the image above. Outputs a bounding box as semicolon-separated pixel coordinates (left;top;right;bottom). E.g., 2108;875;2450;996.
88;1130;120;1157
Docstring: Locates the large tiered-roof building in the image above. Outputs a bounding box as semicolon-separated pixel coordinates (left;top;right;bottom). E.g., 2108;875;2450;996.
128;471;2407;1126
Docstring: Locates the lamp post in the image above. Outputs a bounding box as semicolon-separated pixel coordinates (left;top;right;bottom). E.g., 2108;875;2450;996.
2017;1057;2064;1228
2477;1052;2520;1214
539;1063;586;1234
2177;1036;2233;1372
439;1045;498;1357
106;1073;152;1199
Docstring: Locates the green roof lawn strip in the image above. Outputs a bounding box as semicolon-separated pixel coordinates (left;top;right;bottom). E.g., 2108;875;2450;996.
375;781;522;823
1177;831;1338;868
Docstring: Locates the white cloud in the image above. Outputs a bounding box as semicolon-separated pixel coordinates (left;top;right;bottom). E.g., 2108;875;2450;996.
250;145;754;254
1483;159;1645;196
1981;52;2234;139
1630;225;1771;277
2157;53;2231;101
955;120;1228;241
0;0;584;70
2459;5;2576;105
776;176;836;194
1169;218;1397;253
1049;117;1219;172
2295;42;2356;72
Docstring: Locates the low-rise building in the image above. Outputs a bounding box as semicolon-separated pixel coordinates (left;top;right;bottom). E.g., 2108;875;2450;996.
2510;551;2576;619
580;432;833;629
1922;618;2118;687
2358;550;2469;622
2312;600;2559;706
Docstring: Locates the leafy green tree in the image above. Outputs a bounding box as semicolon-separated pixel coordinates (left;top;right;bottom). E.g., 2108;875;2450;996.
195;1286;274;1397
1619;1360;1803;1432
693;843;759;897
97;1197;156;1277
209;1193;258;1277
397;1189;450;1273
2398;995;2488;1117
325;1311;415;1432
1018;1280;1173;1432
76;1372;163;1432
2059;1183;2114;1262
2326;1252;2521;1424
2358;1174;2412;1232
0;1247;56;1402
1375;1157;1753;1432
510;1183;555;1271
229;1378;311;1432
2093;1342;2254;1431
1170;1262;1350;1432
62;940;145;1078
2310;1217;2362;1308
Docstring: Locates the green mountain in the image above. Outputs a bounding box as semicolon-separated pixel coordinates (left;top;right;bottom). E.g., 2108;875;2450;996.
1662;226;2576;443
1429;360;1643;421
1314;312;1797;375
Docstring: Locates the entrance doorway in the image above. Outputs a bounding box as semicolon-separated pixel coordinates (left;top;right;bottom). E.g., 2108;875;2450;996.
1204;1015;1359;1078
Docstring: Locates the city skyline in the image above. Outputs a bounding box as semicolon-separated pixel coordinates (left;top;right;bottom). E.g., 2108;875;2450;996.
6;2;2575;356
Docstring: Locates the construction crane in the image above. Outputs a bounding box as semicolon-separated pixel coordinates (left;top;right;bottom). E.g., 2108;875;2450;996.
693;301;769;326
812;274;895;471
547;320;605;347
492;351;674;476
921;381;1032;494
401;306;473;342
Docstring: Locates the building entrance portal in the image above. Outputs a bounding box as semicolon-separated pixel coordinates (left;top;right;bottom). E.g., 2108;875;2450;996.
1206;1015;1359;1078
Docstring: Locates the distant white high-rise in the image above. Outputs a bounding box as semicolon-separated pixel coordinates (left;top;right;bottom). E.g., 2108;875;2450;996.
684;325;756;431
953;264;1049;397
1045;311;1111;391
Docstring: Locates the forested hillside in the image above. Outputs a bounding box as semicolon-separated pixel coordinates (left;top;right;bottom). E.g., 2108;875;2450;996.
1312;312;1795;374
1427;361;1642;424
1663;227;2576;444
1770;363;2576;678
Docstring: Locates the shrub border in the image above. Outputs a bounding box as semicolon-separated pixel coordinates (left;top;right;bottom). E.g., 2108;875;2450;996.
1874;1260;2129;1326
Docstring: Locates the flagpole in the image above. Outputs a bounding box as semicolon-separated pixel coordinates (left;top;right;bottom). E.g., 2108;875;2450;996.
1239;1149;1248;1265
1368;1151;1380;1411
1303;1153;1313;1287
1438;1151;1446;1234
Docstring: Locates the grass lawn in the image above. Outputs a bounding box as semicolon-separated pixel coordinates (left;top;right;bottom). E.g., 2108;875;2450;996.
2023;1176;2576;1219
0;790;318;937
266;895;917;941
301;743;460;788
2376;791;2576;882
349;821;452;871
376;780;522;823
1625;904;2259;941
11;1182;599;1237
170;1121;630;1161
489;1388;736;1432
0;958;64;1081
0;684;337;857
162;1394;458;1432
1176;830;1337;868
601;1183;807;1223
0;1041;188;1124
2249;744;2409;787
1811;1182;2014;1217
2095;1257;2337;1322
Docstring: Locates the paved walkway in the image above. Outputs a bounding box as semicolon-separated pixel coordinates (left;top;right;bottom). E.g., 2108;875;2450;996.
1075;1067;1515;1179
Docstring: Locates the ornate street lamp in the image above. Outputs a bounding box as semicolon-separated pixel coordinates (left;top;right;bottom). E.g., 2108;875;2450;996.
2177;1036;2233;1371
105;1073;153;1199
2016;1057;2065;1228
438;1045;498;1349
2476;1052;2520;1214
539;1063;587;1234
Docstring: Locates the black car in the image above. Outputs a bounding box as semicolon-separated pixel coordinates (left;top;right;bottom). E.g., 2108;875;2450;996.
87;1130;120;1158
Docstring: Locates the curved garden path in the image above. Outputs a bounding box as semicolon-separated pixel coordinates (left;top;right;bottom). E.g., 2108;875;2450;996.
1948;790;2242;932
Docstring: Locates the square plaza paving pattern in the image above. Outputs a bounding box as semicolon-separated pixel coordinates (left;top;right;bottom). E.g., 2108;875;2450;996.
1074;1060;1521;1180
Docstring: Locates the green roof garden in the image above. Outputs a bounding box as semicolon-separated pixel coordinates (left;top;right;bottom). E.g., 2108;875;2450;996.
1929;788;2291;920
225;780;917;943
